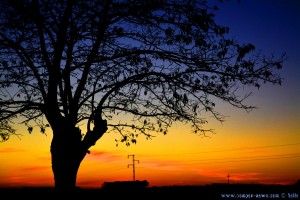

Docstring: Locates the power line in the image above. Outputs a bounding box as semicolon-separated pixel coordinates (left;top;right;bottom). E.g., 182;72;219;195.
5;143;298;180
6;153;298;182
179;153;300;165
177;153;300;163
136;142;300;158
76;153;300;177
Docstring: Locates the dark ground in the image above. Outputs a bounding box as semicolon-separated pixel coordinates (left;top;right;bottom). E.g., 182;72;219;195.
0;183;299;199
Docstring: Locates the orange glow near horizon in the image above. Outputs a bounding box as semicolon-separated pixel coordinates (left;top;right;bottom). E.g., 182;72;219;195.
1;106;299;188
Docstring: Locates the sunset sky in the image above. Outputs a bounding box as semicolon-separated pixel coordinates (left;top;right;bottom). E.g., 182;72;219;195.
0;0;299;188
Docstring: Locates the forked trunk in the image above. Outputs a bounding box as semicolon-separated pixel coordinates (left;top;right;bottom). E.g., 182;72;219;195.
50;126;86;190
49;117;107;190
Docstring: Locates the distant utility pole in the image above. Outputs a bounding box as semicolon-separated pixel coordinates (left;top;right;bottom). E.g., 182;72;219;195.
128;154;139;181
228;174;230;184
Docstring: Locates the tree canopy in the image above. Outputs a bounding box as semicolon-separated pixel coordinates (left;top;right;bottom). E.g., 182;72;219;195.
0;0;285;144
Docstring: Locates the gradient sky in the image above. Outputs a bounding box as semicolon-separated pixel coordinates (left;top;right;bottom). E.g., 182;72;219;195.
0;0;299;188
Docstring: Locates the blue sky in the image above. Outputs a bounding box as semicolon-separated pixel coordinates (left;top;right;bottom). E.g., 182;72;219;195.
213;0;300;117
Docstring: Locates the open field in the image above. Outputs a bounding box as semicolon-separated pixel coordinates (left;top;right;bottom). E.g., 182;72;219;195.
0;183;299;199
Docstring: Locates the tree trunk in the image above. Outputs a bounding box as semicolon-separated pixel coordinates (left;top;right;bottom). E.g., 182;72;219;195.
50;125;86;190
49;118;107;190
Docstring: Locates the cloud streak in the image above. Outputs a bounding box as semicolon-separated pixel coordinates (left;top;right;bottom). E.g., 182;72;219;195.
85;150;124;163
0;148;24;153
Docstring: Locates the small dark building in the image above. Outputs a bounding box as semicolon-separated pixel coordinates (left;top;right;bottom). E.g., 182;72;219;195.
102;180;149;190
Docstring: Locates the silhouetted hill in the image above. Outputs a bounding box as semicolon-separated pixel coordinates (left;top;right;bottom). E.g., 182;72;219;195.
0;183;299;199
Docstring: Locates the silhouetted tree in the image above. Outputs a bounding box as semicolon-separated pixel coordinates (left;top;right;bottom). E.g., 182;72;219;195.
0;0;285;189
